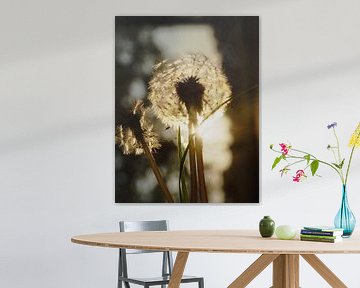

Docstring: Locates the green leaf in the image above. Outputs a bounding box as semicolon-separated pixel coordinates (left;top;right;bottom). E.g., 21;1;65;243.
177;127;188;203
304;154;311;164
339;158;345;169
310;160;319;176
332;159;345;170
271;156;282;170
270;144;274;149
332;163;341;169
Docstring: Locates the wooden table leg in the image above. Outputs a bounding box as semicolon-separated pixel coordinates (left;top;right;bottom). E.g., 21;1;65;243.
272;254;299;288
228;254;279;288
168;252;189;288
301;254;347;288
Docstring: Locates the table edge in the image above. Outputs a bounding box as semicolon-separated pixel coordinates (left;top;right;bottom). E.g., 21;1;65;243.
71;236;360;255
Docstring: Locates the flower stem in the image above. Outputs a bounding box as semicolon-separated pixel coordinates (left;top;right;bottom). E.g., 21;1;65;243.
296;156;342;180
177;127;189;203
195;134;208;202
139;137;174;203
290;148;317;159
333;128;343;164
333;128;345;181
345;145;356;185
188;108;198;203
285;159;306;169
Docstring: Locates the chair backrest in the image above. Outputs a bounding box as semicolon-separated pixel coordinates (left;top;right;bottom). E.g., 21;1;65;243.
119;220;169;254
118;220;174;281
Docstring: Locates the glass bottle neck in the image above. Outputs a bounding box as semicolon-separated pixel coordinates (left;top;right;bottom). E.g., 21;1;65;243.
342;184;348;203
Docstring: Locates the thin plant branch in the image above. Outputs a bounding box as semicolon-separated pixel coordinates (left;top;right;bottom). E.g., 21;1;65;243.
139;137;174;203
188;108;198;202
195;134;208;202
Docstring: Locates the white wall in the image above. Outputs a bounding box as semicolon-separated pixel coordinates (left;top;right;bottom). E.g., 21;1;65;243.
1;0;360;287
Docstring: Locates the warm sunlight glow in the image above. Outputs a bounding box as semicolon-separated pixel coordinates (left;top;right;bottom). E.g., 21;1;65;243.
175;112;233;202
197;111;224;139
200;113;233;202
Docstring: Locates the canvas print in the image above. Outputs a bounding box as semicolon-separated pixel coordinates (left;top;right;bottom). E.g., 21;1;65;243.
115;16;259;203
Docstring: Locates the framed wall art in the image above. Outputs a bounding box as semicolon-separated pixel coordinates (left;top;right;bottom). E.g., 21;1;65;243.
115;16;259;203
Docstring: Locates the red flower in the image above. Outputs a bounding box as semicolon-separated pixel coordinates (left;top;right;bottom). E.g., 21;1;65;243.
279;143;289;155
293;170;306;182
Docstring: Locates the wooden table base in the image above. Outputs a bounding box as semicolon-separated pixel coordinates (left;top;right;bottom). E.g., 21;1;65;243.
167;252;348;288
168;252;189;288
226;254;348;288
272;254;299;288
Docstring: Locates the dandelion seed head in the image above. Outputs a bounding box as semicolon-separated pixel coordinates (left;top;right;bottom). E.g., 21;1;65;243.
349;122;360;148
148;54;232;127
116;101;161;155
175;76;205;113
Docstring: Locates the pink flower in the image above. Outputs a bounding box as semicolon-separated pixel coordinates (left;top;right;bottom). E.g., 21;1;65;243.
279;143;289;155
293;170;306;182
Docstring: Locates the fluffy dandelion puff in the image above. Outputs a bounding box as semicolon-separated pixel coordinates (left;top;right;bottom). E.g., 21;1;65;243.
148;54;232;127
349;122;360;148
116;101;161;155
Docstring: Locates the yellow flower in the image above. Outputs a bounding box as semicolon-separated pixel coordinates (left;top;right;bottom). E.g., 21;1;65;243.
148;54;232;127
116;101;161;155
349;122;360;148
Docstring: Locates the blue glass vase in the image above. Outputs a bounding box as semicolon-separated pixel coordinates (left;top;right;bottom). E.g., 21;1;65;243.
334;185;356;237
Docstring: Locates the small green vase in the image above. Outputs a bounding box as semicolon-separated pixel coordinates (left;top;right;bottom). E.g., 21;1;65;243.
259;216;275;237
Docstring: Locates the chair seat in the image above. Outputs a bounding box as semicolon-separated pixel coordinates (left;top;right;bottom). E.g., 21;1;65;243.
119;275;203;286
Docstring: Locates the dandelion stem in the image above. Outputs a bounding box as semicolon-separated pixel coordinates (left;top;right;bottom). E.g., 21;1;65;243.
195;134;208;202
188;108;198;202
177;127;189;203
139;137;174;203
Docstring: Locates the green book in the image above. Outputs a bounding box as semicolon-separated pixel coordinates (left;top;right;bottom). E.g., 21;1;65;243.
300;234;340;240
300;236;342;243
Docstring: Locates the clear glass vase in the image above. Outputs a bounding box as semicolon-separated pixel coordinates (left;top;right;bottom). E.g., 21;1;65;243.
334;185;356;237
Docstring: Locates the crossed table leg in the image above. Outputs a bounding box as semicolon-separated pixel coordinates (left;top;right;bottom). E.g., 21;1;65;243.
168;252;348;288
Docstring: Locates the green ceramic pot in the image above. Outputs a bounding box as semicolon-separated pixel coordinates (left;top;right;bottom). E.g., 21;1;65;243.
259;216;275;238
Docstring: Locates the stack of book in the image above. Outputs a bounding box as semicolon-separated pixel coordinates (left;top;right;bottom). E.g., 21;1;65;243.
300;226;344;243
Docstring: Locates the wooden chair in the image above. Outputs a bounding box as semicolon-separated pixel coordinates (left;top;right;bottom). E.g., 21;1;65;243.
118;220;204;288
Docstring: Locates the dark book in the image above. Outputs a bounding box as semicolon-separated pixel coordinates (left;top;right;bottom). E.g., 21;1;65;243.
301;229;343;237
